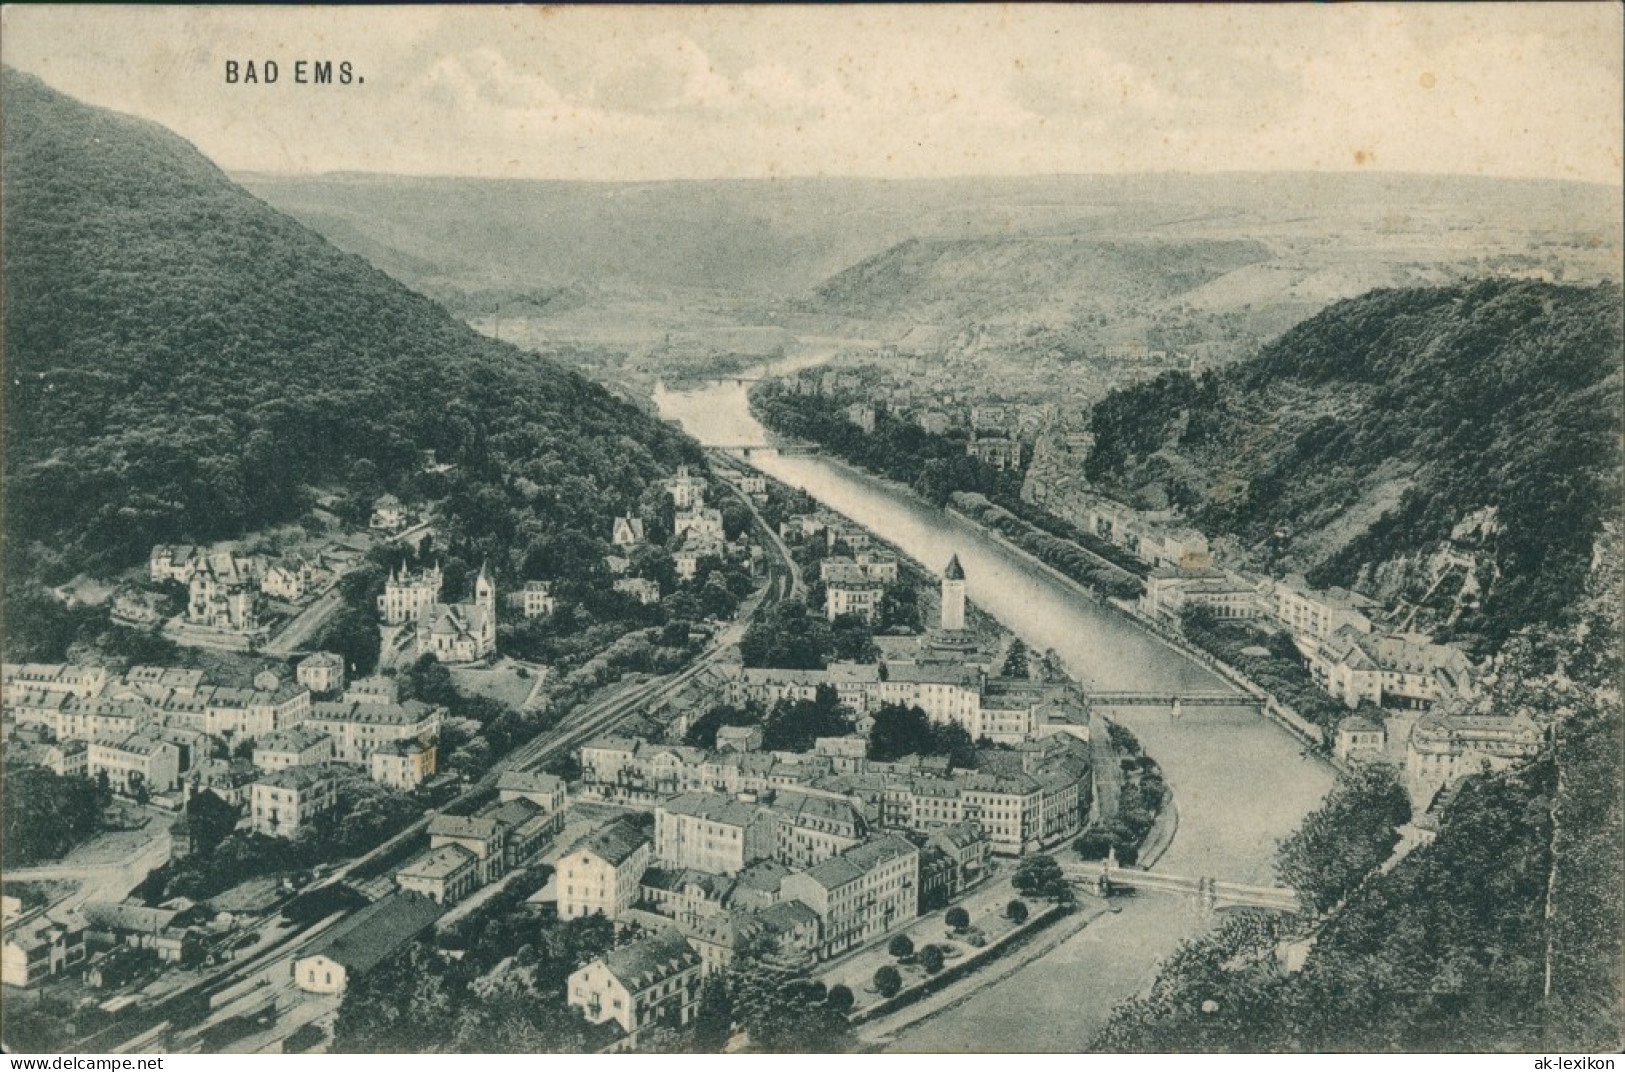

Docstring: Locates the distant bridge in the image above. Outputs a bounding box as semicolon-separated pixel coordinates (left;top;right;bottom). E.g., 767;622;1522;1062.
1086;690;1256;712
710;443;820;458
1088;863;1300;914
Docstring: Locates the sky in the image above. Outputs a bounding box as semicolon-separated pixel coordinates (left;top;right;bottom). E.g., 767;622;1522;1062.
2;4;1621;185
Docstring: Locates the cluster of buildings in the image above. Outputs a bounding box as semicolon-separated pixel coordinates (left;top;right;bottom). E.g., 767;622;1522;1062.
606;463;761;600
149;545;342;639
377;561;497;664
3;896;228;990
2;657;443;822
391;771;567;905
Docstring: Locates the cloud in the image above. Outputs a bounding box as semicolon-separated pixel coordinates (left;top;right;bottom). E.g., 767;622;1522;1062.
2;4;1618;183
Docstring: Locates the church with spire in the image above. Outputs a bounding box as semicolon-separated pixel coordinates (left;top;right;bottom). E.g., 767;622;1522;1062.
378;560;498;664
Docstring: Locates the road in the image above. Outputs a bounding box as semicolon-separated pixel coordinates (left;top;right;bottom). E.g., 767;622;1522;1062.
261;588;343;657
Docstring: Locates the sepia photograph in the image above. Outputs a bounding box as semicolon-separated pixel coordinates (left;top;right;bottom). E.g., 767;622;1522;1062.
0;3;1621;1060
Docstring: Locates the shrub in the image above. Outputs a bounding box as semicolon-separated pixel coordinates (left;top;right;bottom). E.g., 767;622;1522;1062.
874;965;903;998
945;906;971;931
1007;899;1029;923
919;945;945;974
826;984;855;1014
888;934;914;959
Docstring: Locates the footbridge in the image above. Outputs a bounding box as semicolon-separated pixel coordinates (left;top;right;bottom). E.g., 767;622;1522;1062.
1086;690;1258;713
1085;862;1300;914
710;443;820;459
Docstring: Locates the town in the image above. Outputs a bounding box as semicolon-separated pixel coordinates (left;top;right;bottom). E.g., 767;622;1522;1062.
2;428;1554;1053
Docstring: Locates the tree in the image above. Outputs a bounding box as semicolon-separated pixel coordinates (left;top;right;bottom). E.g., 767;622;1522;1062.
1276;762;1412;914
185;789;240;855
945;906;971;932
919;944;945;974
761;687;851;753
1000;639;1030;679
1006;899;1029;923
826;984;855;1015
1013;855;1072;903
692;974;734;1052
888;934;915;960
873;965;903;998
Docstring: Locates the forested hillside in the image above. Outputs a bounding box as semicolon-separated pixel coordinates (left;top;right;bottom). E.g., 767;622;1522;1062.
812;235;1270;326
1080;280;1623;650
1;67;696;590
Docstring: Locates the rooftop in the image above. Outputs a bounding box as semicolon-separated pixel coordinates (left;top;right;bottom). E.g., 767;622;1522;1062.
300;891;443;973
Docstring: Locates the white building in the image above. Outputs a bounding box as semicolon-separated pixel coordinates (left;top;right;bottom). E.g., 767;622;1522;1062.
557;821;652;921
567;928;703;1041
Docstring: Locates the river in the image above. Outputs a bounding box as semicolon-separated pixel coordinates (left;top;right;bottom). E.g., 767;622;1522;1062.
654;354;1334;1051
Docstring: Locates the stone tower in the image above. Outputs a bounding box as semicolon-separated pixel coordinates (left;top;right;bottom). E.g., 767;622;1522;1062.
475;560;496;612
941;553;966;631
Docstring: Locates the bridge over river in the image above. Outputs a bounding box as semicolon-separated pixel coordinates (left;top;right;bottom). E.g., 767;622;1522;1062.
1081;861;1301;914
1086;689;1259;713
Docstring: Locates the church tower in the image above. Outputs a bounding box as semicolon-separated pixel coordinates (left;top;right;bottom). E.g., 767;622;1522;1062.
941;553;966;631
475;560;496;611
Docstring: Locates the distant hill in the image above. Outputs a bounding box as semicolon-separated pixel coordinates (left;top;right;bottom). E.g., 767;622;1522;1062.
1;67;695;580
1077;279;1623;650
241;168;1622;369
809;234;1271;325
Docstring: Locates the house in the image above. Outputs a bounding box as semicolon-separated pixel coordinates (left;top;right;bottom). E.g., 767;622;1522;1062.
2;662;109;703
396;845;480;905
1270;574;1376;644
770;789;868;870
249;765;338;838
825;579;883;623
1141;567;1262;622
663;466;708;510
639;867;737;927
1405;710;1542;806
612;516;647;547
688;900;820;975
305;699;443;764
427;814;507;884
847;403;877;433
782;834;919;959
674;508;725;541
253;728;334;773
490;798;555;869
1312;628;1477;710
291;891;443;994
655;793;777;876
296;652;346;696
344;676;399;706
567;928;703;1040
926;821;991;895
186;558;262;633
496;770;567;815
369;737;436;791
614;578;661;606
261;564;306;603
370;494;407;531
715;725;764;754
80;902;198;964
966;436;1022;471
518;580;557;618
148;544;199;584
1334;715;1387;764
89;734;181;794
557;821;653;921
2;909;86;987
378;562;497;663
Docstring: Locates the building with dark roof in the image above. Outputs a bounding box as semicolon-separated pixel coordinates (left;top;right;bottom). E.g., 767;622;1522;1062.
291;891;444;994
567;928;702;1040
